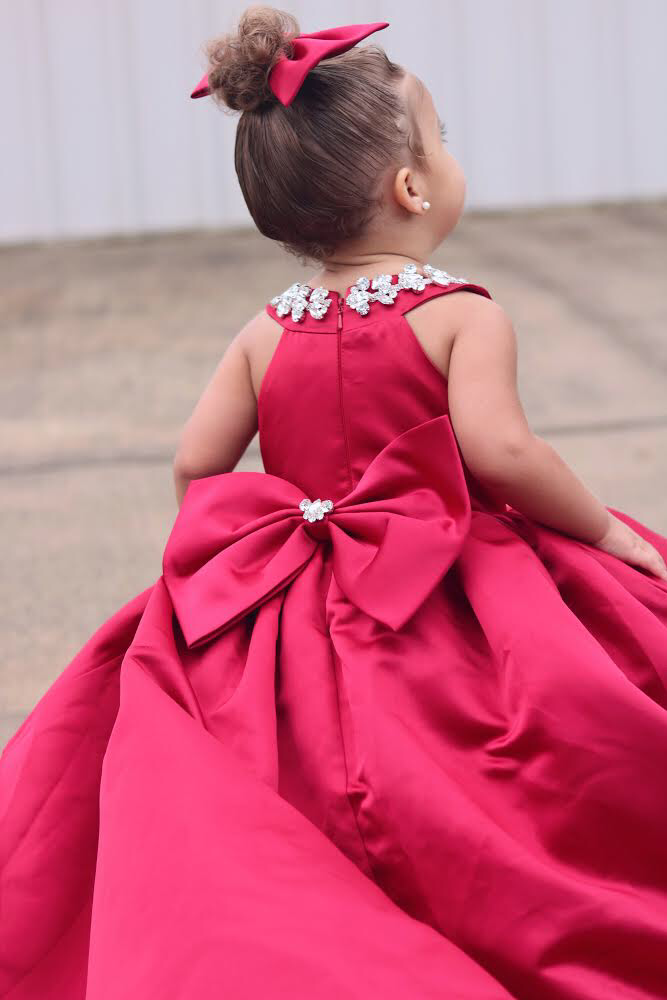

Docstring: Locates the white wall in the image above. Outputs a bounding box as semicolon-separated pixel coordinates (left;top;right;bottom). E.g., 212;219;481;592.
2;0;666;245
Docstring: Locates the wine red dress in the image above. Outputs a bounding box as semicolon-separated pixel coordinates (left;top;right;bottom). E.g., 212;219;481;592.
3;263;667;1000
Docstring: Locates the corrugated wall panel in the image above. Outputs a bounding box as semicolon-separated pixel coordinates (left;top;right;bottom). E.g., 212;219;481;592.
1;0;665;244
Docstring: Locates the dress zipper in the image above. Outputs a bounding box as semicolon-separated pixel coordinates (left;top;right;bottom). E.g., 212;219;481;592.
336;295;354;491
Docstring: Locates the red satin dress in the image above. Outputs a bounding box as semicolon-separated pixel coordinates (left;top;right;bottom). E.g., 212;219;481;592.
3;265;667;1000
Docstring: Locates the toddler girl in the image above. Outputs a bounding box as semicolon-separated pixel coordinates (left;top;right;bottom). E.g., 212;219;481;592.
3;8;667;999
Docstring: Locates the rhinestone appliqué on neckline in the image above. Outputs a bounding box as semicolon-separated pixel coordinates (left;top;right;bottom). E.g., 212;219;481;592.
270;283;333;323
269;262;468;321
299;498;334;522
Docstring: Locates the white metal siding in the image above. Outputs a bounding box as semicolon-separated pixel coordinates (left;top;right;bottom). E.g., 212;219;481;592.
2;0;666;244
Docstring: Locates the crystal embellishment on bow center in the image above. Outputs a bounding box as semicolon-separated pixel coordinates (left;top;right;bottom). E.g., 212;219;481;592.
269;263;468;322
299;497;334;522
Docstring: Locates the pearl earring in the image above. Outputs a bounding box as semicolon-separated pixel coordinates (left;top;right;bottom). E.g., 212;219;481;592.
422;200;431;212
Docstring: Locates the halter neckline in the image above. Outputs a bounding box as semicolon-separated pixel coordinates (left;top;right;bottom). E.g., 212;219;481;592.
269;262;469;323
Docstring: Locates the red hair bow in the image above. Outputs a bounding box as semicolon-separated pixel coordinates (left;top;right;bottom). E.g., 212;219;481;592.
190;21;389;107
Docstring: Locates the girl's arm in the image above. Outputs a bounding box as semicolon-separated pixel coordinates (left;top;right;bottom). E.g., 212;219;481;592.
446;295;610;544
172;322;259;508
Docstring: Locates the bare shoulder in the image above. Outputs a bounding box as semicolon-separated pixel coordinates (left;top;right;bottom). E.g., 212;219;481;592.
446;292;520;403
404;289;509;381
235;308;283;349
446;291;531;474
436;289;509;328
234;308;285;400
446;292;517;362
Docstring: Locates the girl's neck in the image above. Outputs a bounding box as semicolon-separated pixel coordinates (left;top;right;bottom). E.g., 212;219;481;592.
307;252;427;294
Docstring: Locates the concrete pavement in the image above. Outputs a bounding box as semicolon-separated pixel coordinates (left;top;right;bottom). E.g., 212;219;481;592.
2;201;667;745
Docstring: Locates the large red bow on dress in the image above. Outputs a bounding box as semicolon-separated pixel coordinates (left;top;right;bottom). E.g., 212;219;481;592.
190;21;389;106
162;415;471;648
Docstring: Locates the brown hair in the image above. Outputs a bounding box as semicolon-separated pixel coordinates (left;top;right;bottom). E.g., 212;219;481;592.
202;6;427;264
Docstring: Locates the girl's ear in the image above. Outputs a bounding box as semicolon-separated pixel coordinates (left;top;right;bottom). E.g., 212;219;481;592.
392;166;424;215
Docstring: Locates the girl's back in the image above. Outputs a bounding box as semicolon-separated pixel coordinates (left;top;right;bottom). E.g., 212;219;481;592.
258;262;495;504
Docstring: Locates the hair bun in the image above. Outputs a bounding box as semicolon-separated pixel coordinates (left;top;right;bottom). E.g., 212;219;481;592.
204;6;299;112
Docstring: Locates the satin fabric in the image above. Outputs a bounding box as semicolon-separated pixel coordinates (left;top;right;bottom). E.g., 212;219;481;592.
2;278;667;999
190;21;389;104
